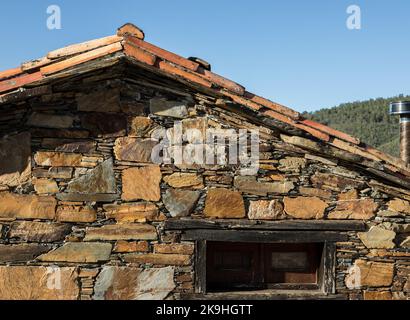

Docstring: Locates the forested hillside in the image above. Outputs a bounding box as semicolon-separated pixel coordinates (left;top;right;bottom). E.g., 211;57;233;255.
304;95;410;157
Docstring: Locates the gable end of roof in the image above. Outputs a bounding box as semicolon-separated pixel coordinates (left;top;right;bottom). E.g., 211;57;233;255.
0;23;408;179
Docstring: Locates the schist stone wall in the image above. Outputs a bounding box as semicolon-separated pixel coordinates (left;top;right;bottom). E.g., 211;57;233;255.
0;69;409;300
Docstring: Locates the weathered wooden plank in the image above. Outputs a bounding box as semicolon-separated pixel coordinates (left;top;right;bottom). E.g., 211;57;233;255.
0;85;51;105
180;292;347;300
181;229;348;243
21;56;53;72
123;76;192;98
0;72;43;93
124;56;225;99
365;144;410;175
369;179;410;198
298;123;332;142
195;240;206;294
322;242;336;294
223;90;263;111
41;42;123;75
31;54;123;88
331;138;380;162
164;219;366;231
47;35;122;59
366;167;410;190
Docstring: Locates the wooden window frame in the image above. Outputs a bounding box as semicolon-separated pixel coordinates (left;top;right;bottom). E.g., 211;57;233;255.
164;219;363;299
205;242;324;292
195;240;336;295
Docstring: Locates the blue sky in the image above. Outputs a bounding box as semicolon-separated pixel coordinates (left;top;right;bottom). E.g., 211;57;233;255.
1;0;409;112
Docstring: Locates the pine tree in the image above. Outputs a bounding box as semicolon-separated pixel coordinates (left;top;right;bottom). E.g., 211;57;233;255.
303;95;410;157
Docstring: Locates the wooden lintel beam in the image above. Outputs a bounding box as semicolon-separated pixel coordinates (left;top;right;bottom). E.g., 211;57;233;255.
165;219;366;232
181;229;348;243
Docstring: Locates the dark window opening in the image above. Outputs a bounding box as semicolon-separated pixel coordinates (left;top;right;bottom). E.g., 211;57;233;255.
206;242;324;292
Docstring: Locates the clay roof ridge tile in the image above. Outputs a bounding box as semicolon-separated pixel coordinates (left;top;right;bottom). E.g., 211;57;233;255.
117;23;145;40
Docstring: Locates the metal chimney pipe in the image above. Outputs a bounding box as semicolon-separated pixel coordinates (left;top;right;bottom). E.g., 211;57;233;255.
389;101;410;164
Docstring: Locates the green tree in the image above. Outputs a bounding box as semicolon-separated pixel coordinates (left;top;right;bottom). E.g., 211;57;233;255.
303;95;410;157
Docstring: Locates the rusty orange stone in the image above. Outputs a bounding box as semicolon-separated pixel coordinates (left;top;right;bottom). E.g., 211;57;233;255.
204;188;245;219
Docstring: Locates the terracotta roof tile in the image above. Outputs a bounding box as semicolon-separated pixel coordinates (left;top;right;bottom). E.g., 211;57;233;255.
126;36;199;71
41;42;123;75
0;24;407;177
262;110;329;142
21;56;53;72
200;69;245;95
294;123;330;142
301;119;360;145
331;138;379;161
124;42;156;66
189;57;211;70
263;109;293;124
47;35;122;59
158;60;212;88
223;91;262;111
117;23;145;40
244;91;300;120
0;72;43;93
0;67;22;81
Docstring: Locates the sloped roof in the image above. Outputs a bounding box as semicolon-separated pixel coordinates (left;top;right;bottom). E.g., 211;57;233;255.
0;23;409;184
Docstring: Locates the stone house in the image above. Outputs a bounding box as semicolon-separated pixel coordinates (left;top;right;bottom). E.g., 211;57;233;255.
0;23;409;300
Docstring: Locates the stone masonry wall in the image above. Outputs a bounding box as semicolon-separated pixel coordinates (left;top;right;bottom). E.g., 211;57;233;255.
0;71;409;300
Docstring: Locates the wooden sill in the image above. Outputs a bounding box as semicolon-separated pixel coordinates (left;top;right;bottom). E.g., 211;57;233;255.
181;290;347;300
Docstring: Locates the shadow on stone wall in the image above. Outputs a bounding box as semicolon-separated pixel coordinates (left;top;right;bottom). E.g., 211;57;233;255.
0;132;31;187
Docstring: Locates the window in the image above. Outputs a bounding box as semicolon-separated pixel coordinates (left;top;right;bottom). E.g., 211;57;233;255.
206;242;323;292
163;218;352;297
